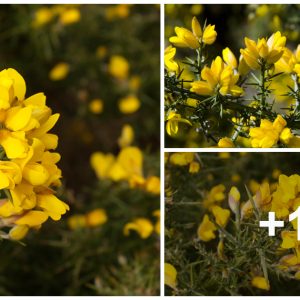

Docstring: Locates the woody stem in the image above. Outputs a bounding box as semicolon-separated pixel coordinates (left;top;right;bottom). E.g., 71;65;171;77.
260;62;267;108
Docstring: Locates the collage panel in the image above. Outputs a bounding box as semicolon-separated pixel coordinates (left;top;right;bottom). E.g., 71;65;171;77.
165;4;300;148
165;152;300;296
0;4;160;296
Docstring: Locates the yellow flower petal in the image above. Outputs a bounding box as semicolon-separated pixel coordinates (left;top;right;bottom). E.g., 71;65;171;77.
37;193;69;221
9;225;29;240
165;263;177;289
251;276;270;291
15;210;48;227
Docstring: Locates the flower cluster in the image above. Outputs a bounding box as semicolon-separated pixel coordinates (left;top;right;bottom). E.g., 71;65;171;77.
165;14;300;148
90;125;160;241
0;68;69;241
197;173;300;291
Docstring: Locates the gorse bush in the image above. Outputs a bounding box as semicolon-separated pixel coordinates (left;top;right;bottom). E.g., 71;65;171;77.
0;4;160;296
165;152;300;296
165;12;300;148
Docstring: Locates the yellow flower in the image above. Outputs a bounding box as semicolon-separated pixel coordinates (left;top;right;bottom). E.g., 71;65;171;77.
145;176;160;195
169;153;194;166
186;98;200;108
222;47;238;69
67;214;87;230
114;146;143;179
89;99;103;114
189;161;200;173
274;47;297;74
32;7;54;27
90;152;115;179
197;214;217;242
251;276;270;291
164;46;179;72
118;95;140;114
105;4;130;20
0;68;26;108
118;124;134;148
123;218;153;239
240;31;286;69
37;193;69;221
49;63;70;81
59;8;81;25
252;182;271;211
85;209;107;227
169;16;216;48
0;68;67;241
0;161;22;190
170;27;199;49
9;225;29;240
241;200;253;219
280;128;294;144
202;184;226;209
218;137;235;148
256;4;269;17
165;263;177;289
190;56;243;97
15;210;49;227
281;231;298;249
249;115;293;148
166;111;192;136
108;55;129;80
228;186;240;213
212;205;230;227
271;174;300;218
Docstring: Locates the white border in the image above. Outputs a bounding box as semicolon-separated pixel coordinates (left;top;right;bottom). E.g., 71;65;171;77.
2;1;299;298
160;2;165;297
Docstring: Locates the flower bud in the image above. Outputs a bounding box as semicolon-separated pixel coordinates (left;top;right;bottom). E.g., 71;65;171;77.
228;186;240;213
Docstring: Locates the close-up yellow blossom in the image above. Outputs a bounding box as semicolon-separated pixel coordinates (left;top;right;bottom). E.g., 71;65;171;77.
240;31;286;69
166;111;192;136
190;56;243;97
169;16;217;48
0;68;69;240
249;115;294;147
164;46;179;72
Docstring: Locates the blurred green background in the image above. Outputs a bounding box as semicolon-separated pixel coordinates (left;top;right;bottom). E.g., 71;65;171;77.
0;4;160;296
